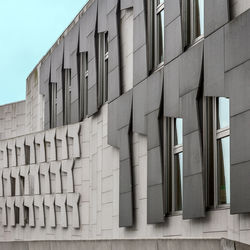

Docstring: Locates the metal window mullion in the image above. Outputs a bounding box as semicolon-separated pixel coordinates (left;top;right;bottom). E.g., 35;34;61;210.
190;0;194;43
171;118;176;213
213;97;218;208
154;0;158;69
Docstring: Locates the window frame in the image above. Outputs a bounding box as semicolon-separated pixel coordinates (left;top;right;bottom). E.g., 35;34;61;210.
63;68;71;125
50;82;57;128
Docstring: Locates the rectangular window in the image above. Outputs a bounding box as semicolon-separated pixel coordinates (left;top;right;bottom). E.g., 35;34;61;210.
63;69;71;125
50;82;57;128
79;52;88;120
164;117;183;214
97;32;109;107
147;0;164;71
206;97;230;207
182;0;204;46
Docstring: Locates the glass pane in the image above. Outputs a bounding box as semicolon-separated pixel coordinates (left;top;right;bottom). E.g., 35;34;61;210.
157;9;164;64
194;0;204;38
217;136;230;205
157;0;164;5
104;59;108;102
217;97;230;129
174;118;183;146
174;152;183;211
105;32;108;54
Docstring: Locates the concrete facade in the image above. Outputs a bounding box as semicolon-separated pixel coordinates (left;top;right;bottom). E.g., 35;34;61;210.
1;0;250;249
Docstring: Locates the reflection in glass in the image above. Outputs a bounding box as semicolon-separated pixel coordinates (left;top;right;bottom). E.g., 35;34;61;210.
174;118;183;146
217;136;230;204
175;152;183;211
157;0;164;5
157;9;164;65
194;0;204;39
217;97;230;129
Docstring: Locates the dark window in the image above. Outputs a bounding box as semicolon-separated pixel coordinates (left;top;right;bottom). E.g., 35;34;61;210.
50;82;57;128
63;69;71;125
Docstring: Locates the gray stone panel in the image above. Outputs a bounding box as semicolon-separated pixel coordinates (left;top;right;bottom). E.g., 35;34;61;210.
179;41;203;97
164;57;181;117
183;131;203;177
147;184;164;224
134;11;147;52
231;161;250;214
108;36;119;73
147;69;163;114
51;41;64;84
64;22;79;69
119;191;133;227
108;67;120;103
181;90;199;136
120;0;133;10
225;11;250;72
204;0;229;37
133;0;144;18
119;126;130;161
183;173;205;220
98;0;107;33
164;0;181;26
88;85;98;116
231;110;250;165
120;158;132;193
87;31;96;62
88;58;97;89
107;6;118;42
85;0;98;35
40;56;51;95
71;74;79;103
165;16;183;64
107;99;120;148
225;60;250;116
133;79;147;134
147;147;163;186
117;90;133;130
204;27;225;97
70;51;78;78
70;100;79;124
107;0;118;14
79;13;88;52
147;110;161;150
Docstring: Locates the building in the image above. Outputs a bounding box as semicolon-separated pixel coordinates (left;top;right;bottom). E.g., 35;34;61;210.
1;0;250;249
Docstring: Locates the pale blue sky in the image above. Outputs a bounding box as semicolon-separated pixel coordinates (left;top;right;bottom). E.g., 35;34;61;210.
0;0;87;105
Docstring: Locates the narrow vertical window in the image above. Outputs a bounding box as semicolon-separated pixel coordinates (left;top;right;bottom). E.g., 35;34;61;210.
97;32;109;107
50;82;57;128
63;69;71;125
79;52;88;120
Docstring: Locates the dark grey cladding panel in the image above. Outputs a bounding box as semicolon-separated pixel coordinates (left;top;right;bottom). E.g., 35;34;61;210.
179;40;203;97
204;0;229;37
117;90;133;130
204;27;225;97
164;57;181;117
86;0;98;35
40;55;51;95
165;0;180;26
147;184;164;224
147;69;163;114
98;0;107;33
120;0;133;10
133;0;144;18
88;58;97;89
225;60;250;117
225;11;250;72
165;16;183;64
57;88;63;113
147;146;163;186
119;192;133;227
107;0;118;14
231;110;250;165
64;22;79;69
119;126;130;161
57;112;64;127
51;41;64;83
108;67;120;102
181;89;199;136
183;173;205;220
44;101;50;130
107;6;118;42
70;100;79;124
183;130;203;177
147;110;161;150
134;11;147;52
88;85;98;116
109;36;119;73
231;161;250;214
133;44;148;86
79;13;88;52
70;51;78;78
70;75;79;103
107;99;120;148
87;31;96;62
133;79;147;134
119;161;132;195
